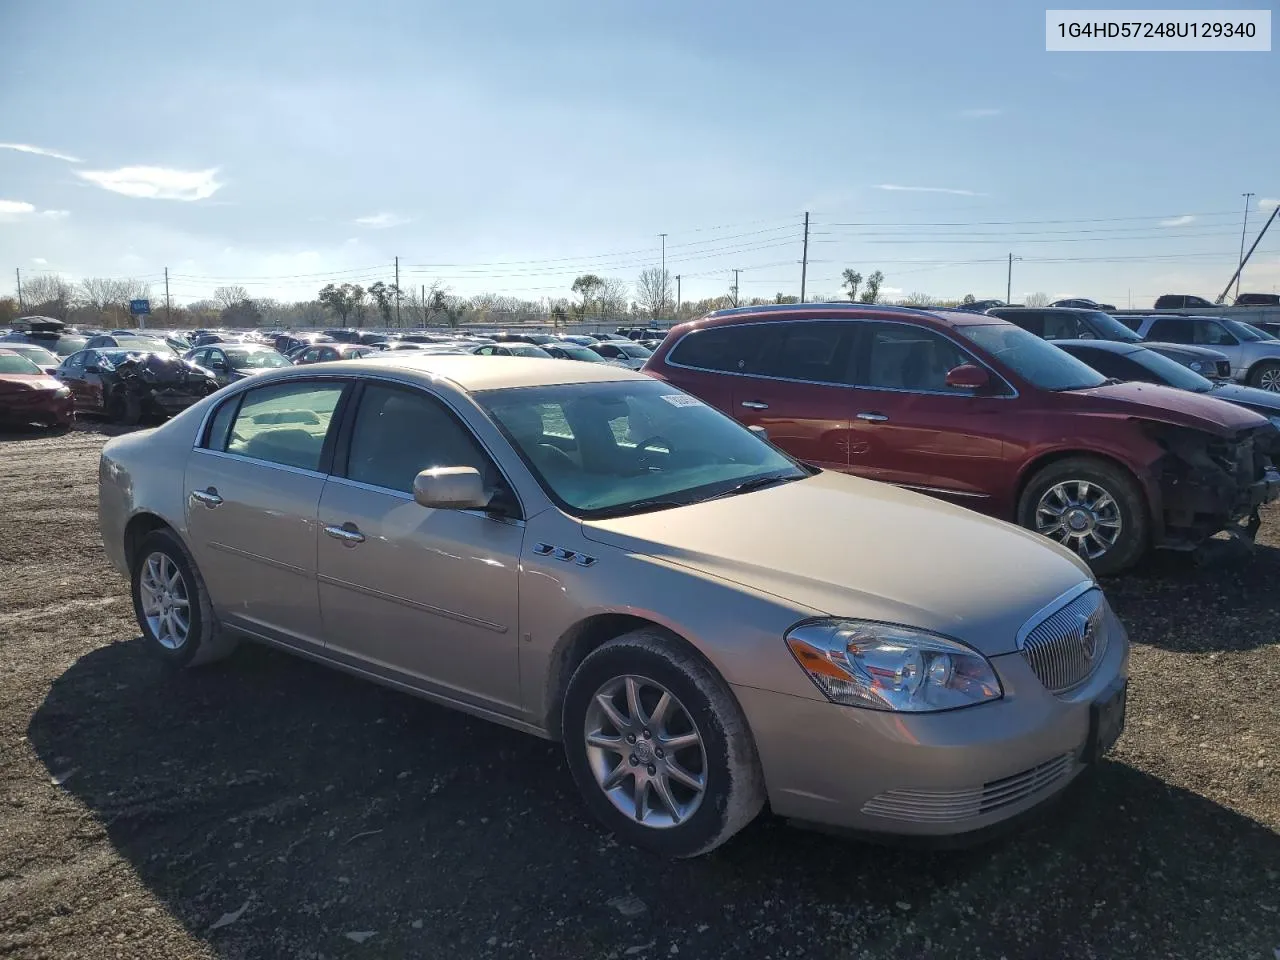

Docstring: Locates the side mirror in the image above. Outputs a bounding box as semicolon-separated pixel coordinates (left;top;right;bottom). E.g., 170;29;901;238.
944;363;991;391
210;360;227;371
748;424;770;440
413;466;488;510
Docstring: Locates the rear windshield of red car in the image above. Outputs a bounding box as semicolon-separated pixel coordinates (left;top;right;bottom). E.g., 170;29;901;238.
0;354;43;375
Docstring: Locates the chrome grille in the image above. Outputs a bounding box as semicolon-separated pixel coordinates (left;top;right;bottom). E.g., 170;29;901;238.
861;754;1073;823
1020;588;1107;694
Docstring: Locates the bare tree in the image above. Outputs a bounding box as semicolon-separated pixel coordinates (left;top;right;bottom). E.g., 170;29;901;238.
214;285;251;310
899;292;936;307
76;277;151;324
635;267;672;321
20;274;75;320
1025;291;1051;307
598;277;629;319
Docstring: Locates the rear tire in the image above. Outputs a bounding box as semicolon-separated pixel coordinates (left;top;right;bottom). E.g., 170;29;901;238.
561;628;765;858
1247;361;1280;393
130;529;239;668
1018;457;1148;576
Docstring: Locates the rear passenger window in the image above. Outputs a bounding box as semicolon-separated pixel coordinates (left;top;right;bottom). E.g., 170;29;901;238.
1042;312;1083;340
763;322;853;384
668;325;772;373
1148;317;1192;343
203;396;239;451
223;382;345;471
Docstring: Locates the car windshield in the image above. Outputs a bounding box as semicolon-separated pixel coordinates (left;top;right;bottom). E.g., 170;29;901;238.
616;343;653;358
226;348;291;369
6;345;58;367
116;337;177;354
508;343;553;358
1083;311;1142;343
0;353;42;375
1130;349;1214;392
475;379;808;518
958;323;1107;391
554;345;605;362
1225;319;1272;341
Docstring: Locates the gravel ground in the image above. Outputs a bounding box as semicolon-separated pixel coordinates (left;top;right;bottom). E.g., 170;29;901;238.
0;424;1277;960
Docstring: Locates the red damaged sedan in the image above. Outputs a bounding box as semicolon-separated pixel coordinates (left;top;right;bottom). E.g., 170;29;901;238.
0;348;75;431
645;305;1280;574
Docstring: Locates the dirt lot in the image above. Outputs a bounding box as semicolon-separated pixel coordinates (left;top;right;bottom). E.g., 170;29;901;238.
1;424;1277;960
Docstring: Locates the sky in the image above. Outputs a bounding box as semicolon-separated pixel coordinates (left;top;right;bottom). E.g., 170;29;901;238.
1;0;1278;312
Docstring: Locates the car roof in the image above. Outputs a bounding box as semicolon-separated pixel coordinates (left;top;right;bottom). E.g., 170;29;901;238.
695;302;1002;329
1051;339;1142;355
329;353;644;392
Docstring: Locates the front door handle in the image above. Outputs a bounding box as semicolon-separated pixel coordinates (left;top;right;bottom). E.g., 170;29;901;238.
741;400;769;410
190;488;223;507
324;523;366;545
856;412;889;422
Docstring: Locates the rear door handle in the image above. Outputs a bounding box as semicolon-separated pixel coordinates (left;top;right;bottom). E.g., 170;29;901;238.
324;523;366;545
190;488;223;507
740;400;769;410
856;412;889;422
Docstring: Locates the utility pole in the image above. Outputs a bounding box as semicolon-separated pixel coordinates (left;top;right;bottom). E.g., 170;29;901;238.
1217;204;1279;303
1236;193;1255;300
659;233;667;320
675;274;681;321
15;267;23;312
164;267;171;323
731;269;741;307
800;211;810;302
421;284;426;328
395;256;401;326
1006;253;1018;303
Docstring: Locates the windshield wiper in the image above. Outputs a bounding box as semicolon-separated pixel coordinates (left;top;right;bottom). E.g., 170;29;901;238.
712;472;803;499
589;498;689;519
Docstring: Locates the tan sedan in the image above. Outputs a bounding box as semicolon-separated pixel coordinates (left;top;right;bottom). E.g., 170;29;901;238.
98;355;1128;857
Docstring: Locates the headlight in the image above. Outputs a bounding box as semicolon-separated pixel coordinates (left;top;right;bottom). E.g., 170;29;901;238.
54;386;72;399
784;619;1002;712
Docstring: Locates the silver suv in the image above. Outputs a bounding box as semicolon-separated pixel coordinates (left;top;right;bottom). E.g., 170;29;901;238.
1124;314;1280;392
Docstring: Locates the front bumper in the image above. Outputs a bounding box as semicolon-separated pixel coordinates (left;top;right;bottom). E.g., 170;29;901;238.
0;392;74;425
734;616;1129;837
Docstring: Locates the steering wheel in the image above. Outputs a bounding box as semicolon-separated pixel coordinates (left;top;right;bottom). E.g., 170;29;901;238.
632;435;671;470
535;443;576;472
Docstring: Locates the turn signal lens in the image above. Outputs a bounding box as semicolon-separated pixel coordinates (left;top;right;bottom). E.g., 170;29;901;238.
785;619;1002;712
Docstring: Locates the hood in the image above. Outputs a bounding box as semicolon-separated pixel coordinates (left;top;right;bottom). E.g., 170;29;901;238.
580;471;1092;656
1206;382;1280;418
0;373;64;393
1142;341;1229;361
1067;381;1268;435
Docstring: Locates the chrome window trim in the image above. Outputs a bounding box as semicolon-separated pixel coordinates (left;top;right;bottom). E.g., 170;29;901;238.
1015;580;1099;651
193;447;329;480
662;317;1019;400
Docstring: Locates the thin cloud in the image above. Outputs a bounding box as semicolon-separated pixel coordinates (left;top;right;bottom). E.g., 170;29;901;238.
1260;198;1279;212
31;257;48;265
875;184;985;197
0;200;36;216
1160;215;1196;227
355;212;411;228
76;166;222;201
958;108;1002;119
0;142;83;163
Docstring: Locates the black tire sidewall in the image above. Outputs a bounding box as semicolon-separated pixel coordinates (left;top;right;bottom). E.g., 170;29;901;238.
130;531;207;668
562;643;737;857
1018;458;1147;575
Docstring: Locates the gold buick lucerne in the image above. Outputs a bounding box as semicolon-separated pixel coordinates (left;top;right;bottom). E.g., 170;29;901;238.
98;354;1128;857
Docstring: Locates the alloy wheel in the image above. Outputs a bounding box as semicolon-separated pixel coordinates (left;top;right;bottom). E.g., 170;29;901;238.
1258;366;1280;393
138;552;192;650
583;675;707;829
1035;480;1123;560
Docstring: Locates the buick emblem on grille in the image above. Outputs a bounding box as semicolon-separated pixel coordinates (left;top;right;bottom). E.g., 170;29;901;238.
1080;614;1097;660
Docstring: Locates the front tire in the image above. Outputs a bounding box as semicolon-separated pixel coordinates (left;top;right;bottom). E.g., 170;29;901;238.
1248;361;1280;393
1018;456;1148;576
130;529;239;668
561;628;765;858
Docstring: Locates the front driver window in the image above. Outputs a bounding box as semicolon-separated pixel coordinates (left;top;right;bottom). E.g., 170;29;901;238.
859;323;975;393
345;384;498;496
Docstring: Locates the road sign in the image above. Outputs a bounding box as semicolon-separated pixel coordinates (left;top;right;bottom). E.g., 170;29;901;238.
129;299;151;316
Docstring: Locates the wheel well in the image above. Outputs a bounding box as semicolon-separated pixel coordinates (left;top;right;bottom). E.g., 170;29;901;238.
123;513;172;570
1245;358;1280;381
543;614;706;740
1015;450;1148;520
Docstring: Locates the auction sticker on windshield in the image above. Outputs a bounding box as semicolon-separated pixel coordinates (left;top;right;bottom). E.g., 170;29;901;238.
660;394;704;407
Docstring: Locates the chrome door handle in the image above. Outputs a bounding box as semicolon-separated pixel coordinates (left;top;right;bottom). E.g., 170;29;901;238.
190;488;223;507
324;524;366;545
740;400;769;410
856;412;889;422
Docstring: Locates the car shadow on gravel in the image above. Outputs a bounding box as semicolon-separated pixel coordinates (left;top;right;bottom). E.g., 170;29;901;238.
1103;541;1280;653
25;637;1280;959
